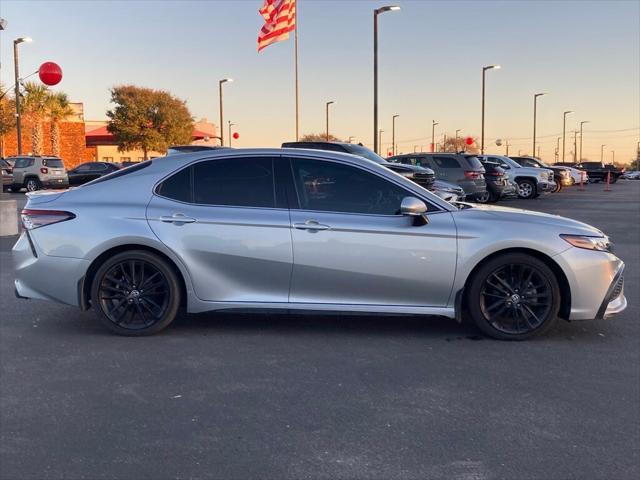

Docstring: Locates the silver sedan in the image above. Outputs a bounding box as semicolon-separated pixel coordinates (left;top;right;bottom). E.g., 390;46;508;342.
13;149;626;339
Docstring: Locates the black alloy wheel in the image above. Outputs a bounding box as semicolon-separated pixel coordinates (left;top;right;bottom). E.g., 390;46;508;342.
91;250;181;335
467;253;560;340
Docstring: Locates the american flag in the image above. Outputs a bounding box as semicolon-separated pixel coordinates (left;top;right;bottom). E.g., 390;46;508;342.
257;0;296;52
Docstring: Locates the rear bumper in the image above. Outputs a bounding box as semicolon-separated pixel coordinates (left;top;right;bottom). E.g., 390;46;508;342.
459;180;487;197
42;179;69;189
13;232;88;307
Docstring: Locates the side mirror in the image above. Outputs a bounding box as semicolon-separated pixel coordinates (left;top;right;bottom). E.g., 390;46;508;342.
401;196;429;225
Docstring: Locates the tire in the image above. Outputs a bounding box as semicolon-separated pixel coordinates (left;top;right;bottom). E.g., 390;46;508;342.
466;253;561;340
8;186;21;193
474;190;491;204
553;179;562;193
516;179;536;199
90;250;181;336
610;175;618;184
25;178;41;192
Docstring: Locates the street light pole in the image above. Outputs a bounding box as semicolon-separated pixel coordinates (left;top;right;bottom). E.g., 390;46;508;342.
348;136;355;143
532;92;546;157
378;129;384;155
600;144;606;162
455;129;461;151
481;64;501;154
391;114;399;155
573;130;578;163
611;150;615;164
431;120;438;152
373;5;400;154
13;37;32;155
555;136;561;162
218;78;233;146
562;110;573;162
505;139;510;156
325;101;335;141
228;121;235;146
579;120;589;162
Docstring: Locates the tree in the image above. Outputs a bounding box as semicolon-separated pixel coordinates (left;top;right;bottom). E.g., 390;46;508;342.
46;91;74;156
299;132;344;142
21;82;49;155
442;136;480;154
107;85;193;159
0;84;16;157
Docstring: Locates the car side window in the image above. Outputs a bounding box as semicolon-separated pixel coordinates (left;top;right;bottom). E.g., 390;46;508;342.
193;157;276;208
75;164;92;172
432;156;461;169
157;165;192;202
289;158;413;215
14;158;33;168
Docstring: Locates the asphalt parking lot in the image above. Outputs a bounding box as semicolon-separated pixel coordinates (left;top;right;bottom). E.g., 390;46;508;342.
0;182;638;480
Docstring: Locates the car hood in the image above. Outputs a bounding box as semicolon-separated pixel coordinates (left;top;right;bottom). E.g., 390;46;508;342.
455;204;604;236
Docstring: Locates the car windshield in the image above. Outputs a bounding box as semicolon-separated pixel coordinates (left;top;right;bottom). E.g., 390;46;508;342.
343;144;388;164
501;157;521;169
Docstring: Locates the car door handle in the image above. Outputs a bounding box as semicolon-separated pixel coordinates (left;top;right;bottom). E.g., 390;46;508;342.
293;220;330;231
159;214;197;224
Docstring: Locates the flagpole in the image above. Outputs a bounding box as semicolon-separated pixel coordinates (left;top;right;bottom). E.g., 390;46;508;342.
294;0;299;140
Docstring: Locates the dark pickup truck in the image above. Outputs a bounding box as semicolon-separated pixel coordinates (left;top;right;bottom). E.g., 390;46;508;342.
572;162;625;183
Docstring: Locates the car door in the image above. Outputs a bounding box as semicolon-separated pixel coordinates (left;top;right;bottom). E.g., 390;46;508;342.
85;163;107;182
285;156;457;307
68;163;92;185
146;155;293;303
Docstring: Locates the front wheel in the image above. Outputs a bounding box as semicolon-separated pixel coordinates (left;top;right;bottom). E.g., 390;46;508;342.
91;250;181;336
516;179;536;199
553;180;562;193
466;253;561;340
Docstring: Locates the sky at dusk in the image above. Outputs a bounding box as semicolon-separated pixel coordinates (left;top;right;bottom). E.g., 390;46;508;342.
1;0;639;162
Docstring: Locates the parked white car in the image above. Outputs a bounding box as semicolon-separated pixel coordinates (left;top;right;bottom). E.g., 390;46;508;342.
565;166;590;184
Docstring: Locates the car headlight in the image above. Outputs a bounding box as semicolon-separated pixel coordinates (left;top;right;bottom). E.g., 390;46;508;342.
538;172;548;179
560;234;612;252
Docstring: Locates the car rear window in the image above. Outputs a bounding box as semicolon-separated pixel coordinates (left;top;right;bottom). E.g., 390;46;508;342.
83;160;152;186
43;158;64;168
464;156;484;170
432;156;461;169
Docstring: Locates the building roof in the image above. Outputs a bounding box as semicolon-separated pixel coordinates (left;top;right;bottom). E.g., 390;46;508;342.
85;125;213;146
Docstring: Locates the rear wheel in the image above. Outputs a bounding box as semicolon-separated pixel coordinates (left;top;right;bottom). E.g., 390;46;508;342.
91;250;181;336
516;179;536;199
25;178;41;192
466;253;560;340
474;190;491;204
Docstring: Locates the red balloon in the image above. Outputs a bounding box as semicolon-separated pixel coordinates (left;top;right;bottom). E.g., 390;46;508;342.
38;62;63;86
232;132;240;140
465;137;474;146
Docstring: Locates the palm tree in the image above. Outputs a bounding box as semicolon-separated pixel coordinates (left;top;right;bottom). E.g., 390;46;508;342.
21;82;49;155
46;92;74;156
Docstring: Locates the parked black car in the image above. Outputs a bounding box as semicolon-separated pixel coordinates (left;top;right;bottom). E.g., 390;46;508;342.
510;156;572;192
555;161;624;183
67;162;120;186
476;160;508;203
387;152;487;200
281;141;435;191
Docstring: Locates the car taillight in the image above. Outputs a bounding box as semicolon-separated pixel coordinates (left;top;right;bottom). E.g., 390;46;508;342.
20;209;75;230
40;167;49;174
464;171;483;179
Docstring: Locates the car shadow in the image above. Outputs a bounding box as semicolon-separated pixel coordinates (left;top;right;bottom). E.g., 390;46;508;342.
168;310;483;341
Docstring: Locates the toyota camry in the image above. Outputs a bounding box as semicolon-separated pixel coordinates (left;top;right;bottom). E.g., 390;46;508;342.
13;149;626;339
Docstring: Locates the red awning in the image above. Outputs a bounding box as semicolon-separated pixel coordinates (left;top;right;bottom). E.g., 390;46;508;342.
86;126;213;146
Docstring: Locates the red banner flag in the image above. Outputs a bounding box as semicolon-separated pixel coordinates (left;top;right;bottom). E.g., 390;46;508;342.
257;0;296;52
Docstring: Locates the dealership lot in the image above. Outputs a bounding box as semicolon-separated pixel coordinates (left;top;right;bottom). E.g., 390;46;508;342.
0;182;638;480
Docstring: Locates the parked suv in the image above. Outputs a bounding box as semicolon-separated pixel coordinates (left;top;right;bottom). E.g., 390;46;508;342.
388;152;487;200
510;156;572;192
573;162;624;183
476;160;510;203
281;141;436;191
7;156;69;192
479;155;555;199
1;159;13;191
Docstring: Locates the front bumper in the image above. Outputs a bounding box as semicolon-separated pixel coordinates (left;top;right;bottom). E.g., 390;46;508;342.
553;247;627;320
13;232;89;306
537;180;556;194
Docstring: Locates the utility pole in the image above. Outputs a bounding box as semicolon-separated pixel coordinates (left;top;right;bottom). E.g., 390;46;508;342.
505;139;510;156
573;130;578;163
431;120;438;152
579;120;590;162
